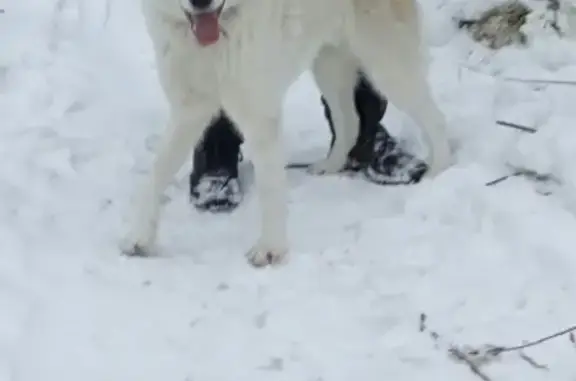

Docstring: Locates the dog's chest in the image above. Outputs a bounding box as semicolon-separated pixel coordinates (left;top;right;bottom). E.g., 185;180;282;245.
179;2;346;88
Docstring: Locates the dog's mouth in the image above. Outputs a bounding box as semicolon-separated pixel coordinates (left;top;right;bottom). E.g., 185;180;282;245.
185;3;225;46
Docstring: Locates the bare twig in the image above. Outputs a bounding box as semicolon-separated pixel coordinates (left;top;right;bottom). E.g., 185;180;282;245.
459;65;576;87
502;78;576;86
519;352;549;370
458;18;478;29
486;173;519;186
285;162;310;169
421;313;576;379
449;347;493;381
496;120;537;133
486;168;560;187
421;315;494;380
486;325;576;355
517;168;560;183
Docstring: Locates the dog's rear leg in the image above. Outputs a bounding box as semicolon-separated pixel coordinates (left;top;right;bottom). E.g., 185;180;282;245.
227;105;288;267
123;106;217;256
309;45;360;175
351;17;451;177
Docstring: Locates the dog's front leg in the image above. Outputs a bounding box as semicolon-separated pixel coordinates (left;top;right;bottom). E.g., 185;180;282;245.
123;106;216;257
228;106;288;267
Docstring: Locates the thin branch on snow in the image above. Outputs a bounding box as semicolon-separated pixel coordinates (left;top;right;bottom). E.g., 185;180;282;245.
502;77;576;86
519;352;549;370
485;168;560;187
458;66;576;87
419;313;493;381
496;120;537;133
485;174;515;186
483;325;576;356
448;347;493;381
285;162;310;169
420;313;576;379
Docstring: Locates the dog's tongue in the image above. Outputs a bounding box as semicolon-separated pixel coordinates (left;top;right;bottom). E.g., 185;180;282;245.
193;13;220;46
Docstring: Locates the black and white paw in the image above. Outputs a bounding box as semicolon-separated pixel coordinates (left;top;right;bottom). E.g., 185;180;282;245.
191;175;243;213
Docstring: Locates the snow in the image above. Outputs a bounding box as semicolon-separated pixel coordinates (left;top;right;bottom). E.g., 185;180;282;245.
1;0;576;380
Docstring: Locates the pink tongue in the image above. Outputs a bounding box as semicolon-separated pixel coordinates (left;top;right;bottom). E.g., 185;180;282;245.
194;13;220;46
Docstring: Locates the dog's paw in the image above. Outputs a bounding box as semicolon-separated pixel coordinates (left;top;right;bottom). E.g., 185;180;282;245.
121;243;154;257
307;158;346;175
120;233;156;258
245;243;288;267
121;214;159;258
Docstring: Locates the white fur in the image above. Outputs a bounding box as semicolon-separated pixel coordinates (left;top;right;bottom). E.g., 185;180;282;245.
124;0;452;265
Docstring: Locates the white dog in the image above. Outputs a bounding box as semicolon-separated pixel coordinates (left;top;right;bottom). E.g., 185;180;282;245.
124;0;452;266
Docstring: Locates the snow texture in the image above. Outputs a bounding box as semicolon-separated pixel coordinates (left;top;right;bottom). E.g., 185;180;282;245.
1;0;576;380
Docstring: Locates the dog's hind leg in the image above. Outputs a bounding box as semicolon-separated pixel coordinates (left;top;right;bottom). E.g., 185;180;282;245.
349;1;452;177
309;45;360;175
123;103;218;256
225;101;288;267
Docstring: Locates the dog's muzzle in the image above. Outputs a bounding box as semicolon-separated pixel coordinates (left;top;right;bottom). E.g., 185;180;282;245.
184;2;225;46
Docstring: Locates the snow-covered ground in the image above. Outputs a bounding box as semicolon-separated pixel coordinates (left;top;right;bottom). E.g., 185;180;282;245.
2;0;576;380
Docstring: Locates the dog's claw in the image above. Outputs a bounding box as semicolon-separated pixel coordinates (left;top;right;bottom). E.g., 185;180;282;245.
246;245;287;267
123;245;147;257
121;241;154;258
